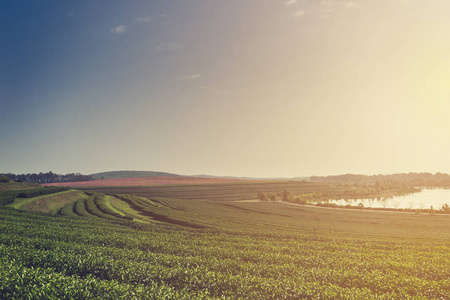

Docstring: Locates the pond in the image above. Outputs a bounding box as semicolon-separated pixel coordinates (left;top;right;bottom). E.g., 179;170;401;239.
327;188;450;210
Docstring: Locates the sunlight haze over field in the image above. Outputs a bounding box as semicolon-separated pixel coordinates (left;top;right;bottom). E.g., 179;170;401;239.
2;0;450;177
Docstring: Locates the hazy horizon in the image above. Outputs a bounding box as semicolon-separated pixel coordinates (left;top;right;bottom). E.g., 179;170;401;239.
2;1;450;178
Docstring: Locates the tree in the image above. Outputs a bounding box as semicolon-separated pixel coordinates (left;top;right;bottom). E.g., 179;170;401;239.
268;193;277;201
0;175;10;182
283;190;293;202
257;192;267;201
293;196;306;205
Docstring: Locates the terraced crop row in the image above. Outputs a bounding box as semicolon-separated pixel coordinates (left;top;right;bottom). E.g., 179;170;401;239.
117;195;205;228
0;187;69;205
58;194;133;221
106;193;450;241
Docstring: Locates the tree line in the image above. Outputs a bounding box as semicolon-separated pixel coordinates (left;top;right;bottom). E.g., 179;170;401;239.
310;172;450;186
1;172;93;184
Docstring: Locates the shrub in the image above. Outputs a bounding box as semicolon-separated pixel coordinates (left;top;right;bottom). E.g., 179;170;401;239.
268;193;277;201
293;196;307;205
257;192;267;201
282;190;293;202
0;175;10;182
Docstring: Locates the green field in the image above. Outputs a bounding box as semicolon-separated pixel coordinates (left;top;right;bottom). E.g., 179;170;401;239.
0;181;42;191
5;190;87;213
3;182;450;298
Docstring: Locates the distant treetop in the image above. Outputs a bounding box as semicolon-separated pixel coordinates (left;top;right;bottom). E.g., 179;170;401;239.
0;175;10;183
1;172;93;184
309;172;450;186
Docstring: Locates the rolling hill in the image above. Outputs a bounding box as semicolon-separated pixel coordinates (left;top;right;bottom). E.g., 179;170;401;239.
90;170;182;180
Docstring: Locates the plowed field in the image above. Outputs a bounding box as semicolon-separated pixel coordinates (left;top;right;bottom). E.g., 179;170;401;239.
43;176;256;187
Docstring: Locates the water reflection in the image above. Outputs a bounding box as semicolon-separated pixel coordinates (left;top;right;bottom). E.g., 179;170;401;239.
326;189;450;210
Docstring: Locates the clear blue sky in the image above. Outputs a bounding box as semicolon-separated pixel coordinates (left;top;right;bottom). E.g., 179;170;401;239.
2;0;450;177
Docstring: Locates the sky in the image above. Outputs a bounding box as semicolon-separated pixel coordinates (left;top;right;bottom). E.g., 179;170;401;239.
2;0;450;178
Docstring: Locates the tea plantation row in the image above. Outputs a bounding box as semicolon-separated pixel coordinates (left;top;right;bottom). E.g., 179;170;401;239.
3;204;450;298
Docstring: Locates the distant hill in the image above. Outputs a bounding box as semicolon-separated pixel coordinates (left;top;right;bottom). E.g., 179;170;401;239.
90;171;309;181
90;171;183;180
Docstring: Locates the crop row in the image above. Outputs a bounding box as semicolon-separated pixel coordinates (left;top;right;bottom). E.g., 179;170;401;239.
80;181;359;201
0;187;69;206
58;193;133;222
0;252;208;299
114;195;333;235
4;206;450;298
99;193;450;242
117;195;204;228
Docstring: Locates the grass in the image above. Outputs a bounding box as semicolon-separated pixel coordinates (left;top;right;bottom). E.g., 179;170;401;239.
103;195;126;216
104;195;149;223
6;190;88;213
4;188;150;223
0;181;41;191
6;197;37;209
